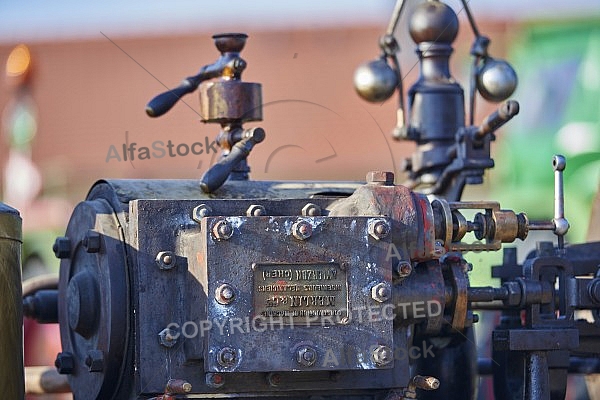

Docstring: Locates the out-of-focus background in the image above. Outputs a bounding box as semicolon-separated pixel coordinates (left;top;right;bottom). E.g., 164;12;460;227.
1;1;599;399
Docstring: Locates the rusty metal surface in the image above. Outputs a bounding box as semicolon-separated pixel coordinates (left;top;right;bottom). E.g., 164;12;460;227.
128;198;409;397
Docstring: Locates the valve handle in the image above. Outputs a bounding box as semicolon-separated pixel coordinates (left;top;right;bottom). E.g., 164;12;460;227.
145;77;202;117
200;127;265;193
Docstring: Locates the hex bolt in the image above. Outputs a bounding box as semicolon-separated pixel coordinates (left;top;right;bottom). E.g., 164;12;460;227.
206;372;225;388
53;237;71;259
167;379;192;393
371;345;393;366
156;251;176;270
433;241;446;257
217;347;237;367
266;372;282;387
84;350;104;372
83;230;101;253
301;203;321;217
292;220;312;240
366;171;394;185
54;352;74;374
212;219;234;240
246;204;266;216
192;204;212;223
215;283;235;305
371;282;392;303
396;261;412;278
158;327;178;348
368;219;390;240
296;346;317;367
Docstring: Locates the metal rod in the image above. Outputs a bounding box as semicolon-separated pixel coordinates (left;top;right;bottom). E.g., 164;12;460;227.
385;0;406;37
0;202;24;399
460;0;480;38
25;366;70;394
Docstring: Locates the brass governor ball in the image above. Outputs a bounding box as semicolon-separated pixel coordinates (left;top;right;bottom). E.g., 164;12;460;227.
477;59;518;102
354;59;398;103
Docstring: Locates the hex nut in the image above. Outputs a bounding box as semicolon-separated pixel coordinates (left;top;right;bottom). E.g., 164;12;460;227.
212;219;234;240
396;261;412;278
371;345;393;366
158;328;178;348
83;230;101;253
192;204;212;223
368;219;390;240
371;282;392;303
246;204;266;216
292;220;312;240
85;349;104;372
53;237;71;259
296;346;317;367
366;171;394;185
217;347;237;367
55;352;74;374
215;284;235;305
156;251;176;270
206;373;225;388
301;203;321;216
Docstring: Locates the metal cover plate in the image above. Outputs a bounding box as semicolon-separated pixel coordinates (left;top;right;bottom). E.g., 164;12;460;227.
201;215;393;373
253;263;348;324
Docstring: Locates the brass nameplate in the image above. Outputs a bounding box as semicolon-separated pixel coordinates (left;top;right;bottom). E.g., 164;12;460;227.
253;263;348;325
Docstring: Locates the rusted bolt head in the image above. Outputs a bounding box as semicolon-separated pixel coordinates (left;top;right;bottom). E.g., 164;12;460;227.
397;261;412;278
371;345;393;366
53;237;71;259
158;327;178;348
217;347;238;367
83;230;101;253
266;372;281;387
412;375;440;390
292;220;312;240
192;204;212;222
215;283;235;305
55;352;74;374
296;346;317;367
301;203;321;216
368;219;390;240
85;349;104;372
246;204;266;216
212;219;234;240
156;251;176;270
366;171;394;185
371;282;392;303
206;372;225;388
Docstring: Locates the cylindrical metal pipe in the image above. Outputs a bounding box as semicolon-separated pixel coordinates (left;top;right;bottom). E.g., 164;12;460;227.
0;202;24;399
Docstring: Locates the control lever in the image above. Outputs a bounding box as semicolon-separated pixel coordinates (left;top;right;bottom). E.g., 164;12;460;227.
200;127;265;193
474;100;519;139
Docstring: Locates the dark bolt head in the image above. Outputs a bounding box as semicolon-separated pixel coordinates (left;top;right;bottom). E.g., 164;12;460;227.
366;171;394;185
246;204;266;217
156;251;176;270
217;347;238;367
83;230;101;253
192;204;212;222
216;284;235;305
292;220;312;240
267;372;281;387
212;220;234;240
55;352;74;374
301;203;321;217
85;350;104;372
206;372;225;388
368;219;390;240
158;328;178;348
297;346;317;367
371;345;393;366
53;237;71;259
371;282;392;303
397;261;412;278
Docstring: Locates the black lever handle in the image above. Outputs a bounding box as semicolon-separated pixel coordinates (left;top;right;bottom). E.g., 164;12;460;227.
200;127;265;193
145;77;200;117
